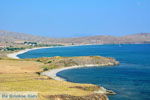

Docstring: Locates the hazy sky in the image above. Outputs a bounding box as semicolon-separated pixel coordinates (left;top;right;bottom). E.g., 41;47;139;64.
0;0;150;37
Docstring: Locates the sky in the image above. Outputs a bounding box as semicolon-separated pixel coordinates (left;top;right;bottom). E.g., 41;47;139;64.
0;0;150;38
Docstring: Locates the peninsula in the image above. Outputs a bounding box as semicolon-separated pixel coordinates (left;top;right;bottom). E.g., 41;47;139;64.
0;52;119;100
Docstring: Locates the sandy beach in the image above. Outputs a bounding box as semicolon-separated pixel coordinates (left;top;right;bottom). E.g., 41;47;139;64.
41;64;102;81
41;65;113;95
7;47;53;59
6;44;99;59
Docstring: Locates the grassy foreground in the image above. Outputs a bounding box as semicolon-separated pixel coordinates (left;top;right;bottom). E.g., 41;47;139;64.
0;58;110;100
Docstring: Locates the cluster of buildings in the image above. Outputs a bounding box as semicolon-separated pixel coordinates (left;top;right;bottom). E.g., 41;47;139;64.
23;41;38;46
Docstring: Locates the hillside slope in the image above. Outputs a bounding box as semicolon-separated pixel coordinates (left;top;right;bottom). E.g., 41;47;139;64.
0;30;55;43
0;30;150;45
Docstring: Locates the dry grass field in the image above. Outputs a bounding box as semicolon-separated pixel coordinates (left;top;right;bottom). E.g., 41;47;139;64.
0;59;103;100
0;59;43;73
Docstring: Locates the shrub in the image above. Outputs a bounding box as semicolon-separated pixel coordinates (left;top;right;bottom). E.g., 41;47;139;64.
47;61;52;63
43;67;49;71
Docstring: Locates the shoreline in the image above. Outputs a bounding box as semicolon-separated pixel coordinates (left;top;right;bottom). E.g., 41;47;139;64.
6;44;103;59
6;43;148;59
7;46;56;59
41;64;103;81
41;64;116;96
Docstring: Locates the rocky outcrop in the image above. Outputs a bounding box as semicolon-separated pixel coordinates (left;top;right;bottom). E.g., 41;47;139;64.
70;86;116;95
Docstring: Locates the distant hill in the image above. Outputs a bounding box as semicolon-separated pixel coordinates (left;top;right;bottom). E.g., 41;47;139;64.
119;33;150;44
0;30;150;46
0;30;55;44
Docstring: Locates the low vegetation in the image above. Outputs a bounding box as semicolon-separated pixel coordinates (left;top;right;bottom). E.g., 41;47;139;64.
29;56;119;71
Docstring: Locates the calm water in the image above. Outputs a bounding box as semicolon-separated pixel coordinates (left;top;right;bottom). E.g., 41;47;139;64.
18;44;150;100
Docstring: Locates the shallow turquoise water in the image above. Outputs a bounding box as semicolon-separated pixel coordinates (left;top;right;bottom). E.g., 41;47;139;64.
18;44;150;100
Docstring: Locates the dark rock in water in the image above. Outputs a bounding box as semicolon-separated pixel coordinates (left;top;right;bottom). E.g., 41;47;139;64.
105;90;116;95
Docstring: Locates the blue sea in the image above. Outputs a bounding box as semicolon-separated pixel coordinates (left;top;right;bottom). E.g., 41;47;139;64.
18;44;150;100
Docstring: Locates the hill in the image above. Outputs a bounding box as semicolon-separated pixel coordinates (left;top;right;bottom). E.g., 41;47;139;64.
58;33;150;44
0;30;55;44
0;30;150;46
